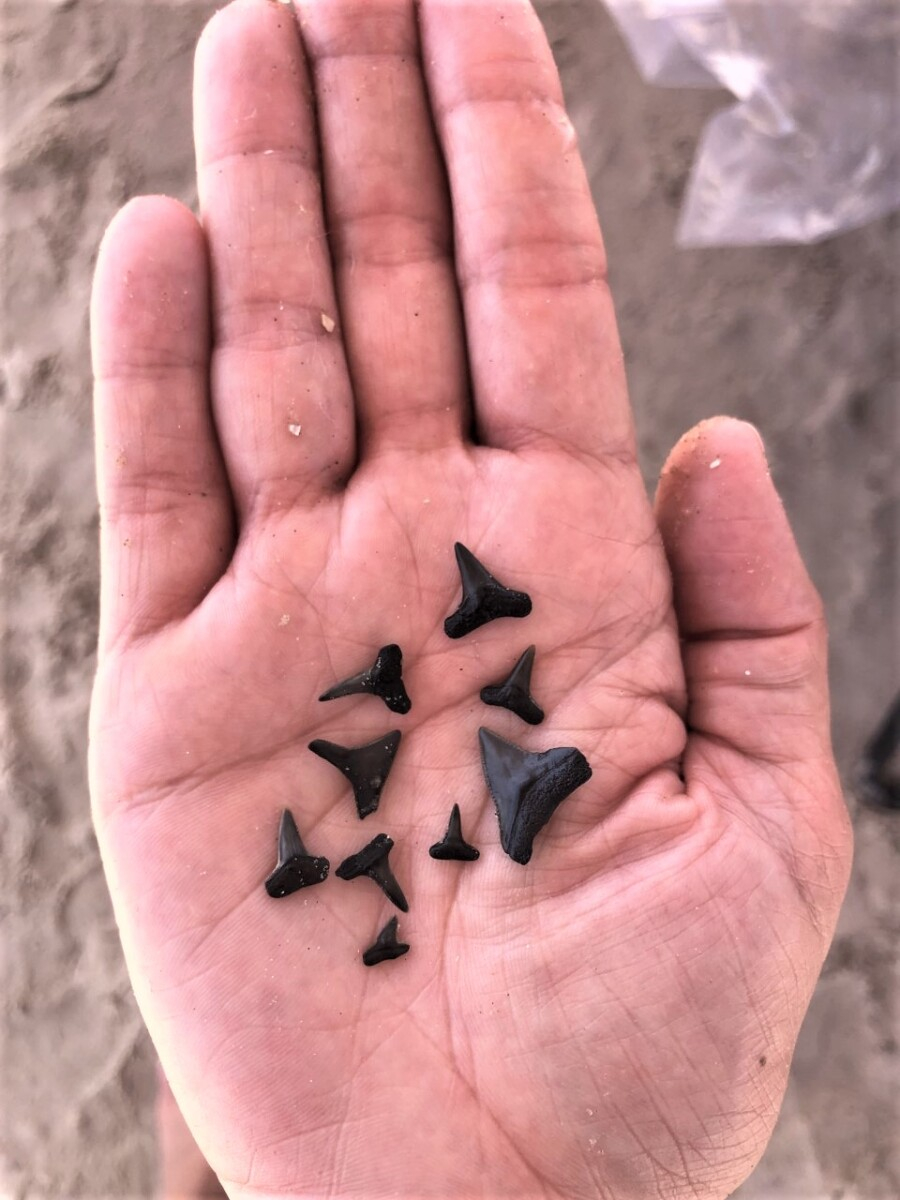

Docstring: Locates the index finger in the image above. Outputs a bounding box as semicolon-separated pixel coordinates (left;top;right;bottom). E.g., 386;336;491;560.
419;0;635;463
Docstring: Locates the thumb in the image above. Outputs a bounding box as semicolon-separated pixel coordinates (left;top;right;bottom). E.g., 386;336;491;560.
655;417;851;920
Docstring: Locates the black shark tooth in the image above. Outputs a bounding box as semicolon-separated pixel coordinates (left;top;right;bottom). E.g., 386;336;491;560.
362;916;410;967
429;804;480;861
478;728;592;865
444;542;532;639
264;808;330;898
319;644;411;715
480;645;544;725
336;833;409;912
309;731;401;819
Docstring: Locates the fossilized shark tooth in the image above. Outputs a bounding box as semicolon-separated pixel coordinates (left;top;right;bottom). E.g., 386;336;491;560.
478;728;592;865
480;645;544;725
308;731;401;819
428;803;480;861
319;644;411;715
362;916;410;967
264;809;330;898
444;542;532;639
336;833;409;912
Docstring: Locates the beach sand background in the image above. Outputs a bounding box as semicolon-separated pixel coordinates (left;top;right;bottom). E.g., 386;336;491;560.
2;1;897;1196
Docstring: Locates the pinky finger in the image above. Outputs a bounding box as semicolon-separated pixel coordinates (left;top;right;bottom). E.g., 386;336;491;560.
91;197;234;653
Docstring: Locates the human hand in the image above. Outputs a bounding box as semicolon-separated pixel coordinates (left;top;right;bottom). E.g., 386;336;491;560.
89;2;851;1197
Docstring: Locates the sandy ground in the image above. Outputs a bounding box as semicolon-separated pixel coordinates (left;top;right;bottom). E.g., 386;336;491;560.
1;1;897;1197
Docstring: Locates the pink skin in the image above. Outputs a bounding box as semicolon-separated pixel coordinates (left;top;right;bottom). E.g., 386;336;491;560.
89;3;851;1198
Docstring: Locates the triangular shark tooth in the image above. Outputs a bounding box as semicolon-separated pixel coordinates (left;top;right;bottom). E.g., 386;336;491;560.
444;543;532;639
264;809;329;898
429;803;479;861
319;644;411;715
480;645;544;725
478;728;592;864
308;731;401;819
362;916;410;967
335;833;409;912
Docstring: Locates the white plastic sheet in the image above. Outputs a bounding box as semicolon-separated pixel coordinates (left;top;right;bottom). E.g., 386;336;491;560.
602;0;900;246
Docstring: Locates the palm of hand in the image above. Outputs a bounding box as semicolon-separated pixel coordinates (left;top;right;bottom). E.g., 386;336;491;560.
90;4;850;1199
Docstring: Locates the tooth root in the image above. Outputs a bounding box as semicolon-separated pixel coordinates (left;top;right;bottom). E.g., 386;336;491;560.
429;803;480;861
336;833;409;912
444;542;533;639
369;645;412;714
319;644;411;714
478;728;592;865
362;916;410;967
264;808;330;898
480;645;544;725
309;731;402;819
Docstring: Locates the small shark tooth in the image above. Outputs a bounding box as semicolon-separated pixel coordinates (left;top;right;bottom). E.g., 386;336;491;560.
444;542;532;639
429;804;480;861
308;731;401;819
362;916;410;967
264;809;330;898
319;644;411;715
480;645;544;725
478;728;592;865
336;833;409;912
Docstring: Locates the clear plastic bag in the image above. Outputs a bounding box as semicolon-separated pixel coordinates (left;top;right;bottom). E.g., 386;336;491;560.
602;0;900;246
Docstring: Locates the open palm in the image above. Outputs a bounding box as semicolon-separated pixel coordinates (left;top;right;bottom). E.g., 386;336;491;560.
89;3;851;1198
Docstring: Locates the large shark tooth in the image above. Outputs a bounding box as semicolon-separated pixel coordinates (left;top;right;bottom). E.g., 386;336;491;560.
264;809;330;898
429;803;480;862
444;542;532;639
336;833;409;912
478;728;592;865
480;645;544;725
362;916;410;967
319;644;411;715
308;731;401;819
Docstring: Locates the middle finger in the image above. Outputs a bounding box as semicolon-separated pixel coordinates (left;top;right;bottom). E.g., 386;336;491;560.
296;0;471;457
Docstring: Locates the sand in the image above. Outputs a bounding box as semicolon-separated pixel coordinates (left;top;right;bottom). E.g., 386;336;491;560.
1;1;897;1197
